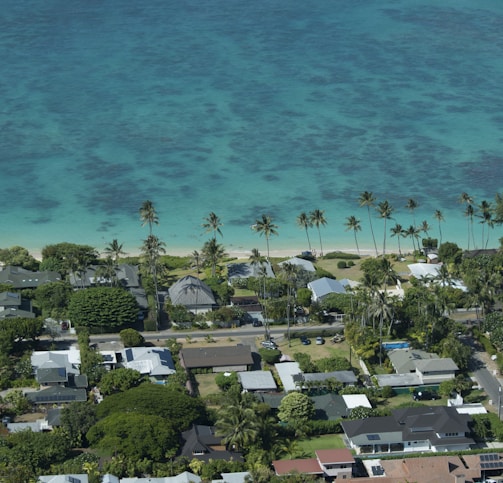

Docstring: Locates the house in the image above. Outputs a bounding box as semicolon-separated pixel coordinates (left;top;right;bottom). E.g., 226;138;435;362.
121;347;176;381
312;393;349;420
408;263;467;291
180;346;253;372
273;448;355;479
230;295;263;323
69;264;141;288
342;406;474;455
0;307;36;318
211;472;251;483
168;275;216;314
227;260;275;284
387;348;440;374
121;473;202;483
37;475;89;483
0;291;21;310
278;257;316;272
0;266;61;289
180;425;242;462
0;291;37;318
307;277;347;302
31;348;85;387
415;358;458;384
27;386;88;405
238;370;277;392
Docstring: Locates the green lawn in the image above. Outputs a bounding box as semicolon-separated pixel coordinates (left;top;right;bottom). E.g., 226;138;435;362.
194;373;221;398
297;434;347;456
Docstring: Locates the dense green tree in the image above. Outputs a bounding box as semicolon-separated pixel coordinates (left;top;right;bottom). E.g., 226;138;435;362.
437;242;463;264
87;412;178;461
60;402;98;447
0;317;44;345
278;392;314;434
119;328;145;347
0;246;39;270
215;371;239;392
252;214;278;260
41;242;98;277
68;287;138;330
34;281;72;318
96;384;207;429
99;368;144;395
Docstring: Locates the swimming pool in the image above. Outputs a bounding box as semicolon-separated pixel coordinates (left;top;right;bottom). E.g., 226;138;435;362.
382;341;410;350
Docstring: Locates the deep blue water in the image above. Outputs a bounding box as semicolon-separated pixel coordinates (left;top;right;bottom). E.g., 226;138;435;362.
1;0;503;256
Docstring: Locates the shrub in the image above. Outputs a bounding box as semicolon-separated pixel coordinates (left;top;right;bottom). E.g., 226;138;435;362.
306;419;342;435
324;251;360;260
337;261;347;269
258;348;281;365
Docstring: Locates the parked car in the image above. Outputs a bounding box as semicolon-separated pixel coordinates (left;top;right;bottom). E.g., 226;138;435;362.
300;335;311;345
261;340;278;350
252;320;263;327
316;336;325;345
412;390;440;401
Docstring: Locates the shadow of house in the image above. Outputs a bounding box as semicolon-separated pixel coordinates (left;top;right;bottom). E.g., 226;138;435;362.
181;425;243;462
227;261;275;285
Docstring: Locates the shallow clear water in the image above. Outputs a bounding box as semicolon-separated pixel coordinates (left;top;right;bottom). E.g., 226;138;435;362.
1;0;503;256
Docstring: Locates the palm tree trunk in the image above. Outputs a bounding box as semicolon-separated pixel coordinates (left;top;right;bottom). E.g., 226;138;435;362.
367;207;378;256
305;228;312;252
354;232;360;255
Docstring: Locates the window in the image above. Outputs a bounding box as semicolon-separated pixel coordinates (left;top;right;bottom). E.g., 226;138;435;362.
367;434;381;441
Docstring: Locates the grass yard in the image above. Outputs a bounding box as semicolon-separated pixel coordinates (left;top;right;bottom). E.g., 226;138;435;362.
194;373;221;398
297;434;347;457
377;391;447;410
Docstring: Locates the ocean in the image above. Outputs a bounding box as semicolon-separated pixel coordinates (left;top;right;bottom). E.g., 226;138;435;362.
1;0;503;257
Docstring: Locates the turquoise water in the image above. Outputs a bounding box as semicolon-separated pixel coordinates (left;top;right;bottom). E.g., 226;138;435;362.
1;0;503;256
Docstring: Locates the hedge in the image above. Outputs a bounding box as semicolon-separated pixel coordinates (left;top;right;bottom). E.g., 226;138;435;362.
323;251;360;260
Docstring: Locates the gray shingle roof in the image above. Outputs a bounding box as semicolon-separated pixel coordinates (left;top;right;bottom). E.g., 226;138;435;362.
238;370;277;391
168;276;216;307
0;266;61;288
180;345;253;369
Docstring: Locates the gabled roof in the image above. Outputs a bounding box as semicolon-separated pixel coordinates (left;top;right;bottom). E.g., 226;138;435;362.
168;276;216;307
415;358;458;373
69;264;140;288
38;475;89;483
0;307;35;318
387;348;440;374
122;347;176;376
180;345;253;369
238;370;277;391
316;448;355;464
227;261;275;280
342;415;399;438
27;386;87;404
303;370;357;385
307;277;346;299
278;257;315;272
32;349;81;380
312;393;347;420
0;266;61;288
273;458;324;475
121;473;202;483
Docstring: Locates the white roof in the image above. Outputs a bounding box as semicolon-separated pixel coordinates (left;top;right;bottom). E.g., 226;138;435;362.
211;472;251;483
307;277;346;300
408;263;467;292
38;475;88;483
238;371;277;391
278;257;315;272
122;347;176;376
121;472;201;483
375;373;422;387
342;394;372;409
274;362;301;392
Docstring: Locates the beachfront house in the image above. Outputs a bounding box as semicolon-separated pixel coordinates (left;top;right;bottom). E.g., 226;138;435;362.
168;275;216;314
0;266;61;289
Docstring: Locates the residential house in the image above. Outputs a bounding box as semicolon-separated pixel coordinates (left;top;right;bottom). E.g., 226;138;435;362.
415;358;459;384
180;345;253;373
211;472;251;483
238;370;277;392
6;408;61;433
121;347;176;382
408;263;467;291
121;474;201;483
168;275;216;314
342;406;474;455
37;475;88;483
227;260;275;284
0;290;34;319
273;448;355;479
0;266;61;289
230;295;263;323
180;425;242;462
278;257;316;272
307;277;347;302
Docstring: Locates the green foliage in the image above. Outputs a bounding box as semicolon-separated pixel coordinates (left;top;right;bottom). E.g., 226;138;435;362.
436;335;471;371
278;392;315;425
323;251;360;260
381;386;395;398
347;406;378;420
293;352;317;373
96;383;208;430
437;241;462;264
34;281;72;318
306;419;342;435
119;328;145;347
204;277;235;305
314;267;335;279
215;371;239;391
258;348;282;365
471;413;503;441
160;255;191;270
87;412;178;461
438;375;474;397
99;368;144;395
60;402;98;447
422;237;438;249
316;356;351;372
68;287;138;329
0;246;39;270
0;317;44;345
337;260;347;269
296;288;312;307
166;303;195;324
321;293;353;314
41;242;98;275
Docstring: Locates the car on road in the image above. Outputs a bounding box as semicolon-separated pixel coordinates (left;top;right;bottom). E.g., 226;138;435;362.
412;390;440;401
300;335;311;345
316;336;325;345
261;340;278;350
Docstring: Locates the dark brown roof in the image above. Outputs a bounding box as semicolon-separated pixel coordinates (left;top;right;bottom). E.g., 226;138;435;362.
180;345;253;369
273;458;324;475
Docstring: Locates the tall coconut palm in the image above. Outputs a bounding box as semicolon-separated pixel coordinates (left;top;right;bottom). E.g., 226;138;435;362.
404;224;421;253
201;238;227;278
390;223;404;257
296;212;312;252
310;209;327;257
216;398;259;452
140;234;166;328
344;215;362;255
202;212;223;240
358;191;378;256
192;250;201;275
104;239;126;263
377;200;394;255
405;198;419;227
280;262;298;347
252;214;278;260
459;192;474;249
249;248;270;339
477;200;493;249
433;210;444;245
139;200;159;236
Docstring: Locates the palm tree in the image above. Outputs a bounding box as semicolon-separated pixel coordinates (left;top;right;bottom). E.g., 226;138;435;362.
104;239;126;262
296;212;312;252
358;191;378;256
280;262;298;346
201;238;227;278
405;198;419;227
433;210;444;245
377;200;394;255
140;234;166;328
191;250;201;275
390;223;404;257
310;209;327;257
252;214;278;260
344;215;362;255
139;200;159;236
459;192;474;249
249;248;269;339
405;224;420;253
202;212;223;240
419;220;430;237
95;256;117;287
477;200;493;249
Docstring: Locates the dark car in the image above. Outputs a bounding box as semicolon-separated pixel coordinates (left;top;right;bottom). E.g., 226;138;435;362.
300;335;311;345
412;390;440;401
252;320;263;327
